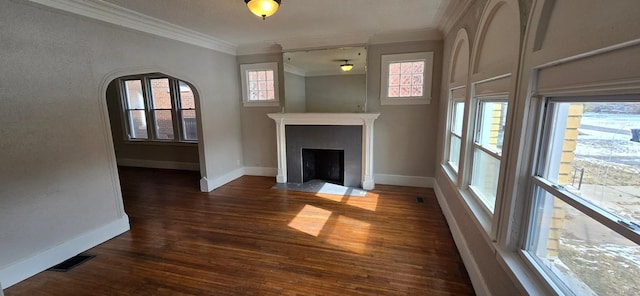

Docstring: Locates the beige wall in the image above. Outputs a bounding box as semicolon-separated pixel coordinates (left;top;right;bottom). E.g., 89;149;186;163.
0;0;242;287
367;41;443;177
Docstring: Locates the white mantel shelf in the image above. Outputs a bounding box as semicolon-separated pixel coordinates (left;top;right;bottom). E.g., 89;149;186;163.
267;113;380;190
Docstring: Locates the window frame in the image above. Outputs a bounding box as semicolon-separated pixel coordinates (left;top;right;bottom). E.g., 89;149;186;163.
380;52;433;105
467;97;509;215
118;74;198;144
521;95;640;295
240;62;280;107
444;87;466;176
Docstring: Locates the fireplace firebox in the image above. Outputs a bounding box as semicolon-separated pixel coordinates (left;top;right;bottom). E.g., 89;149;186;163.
302;148;344;185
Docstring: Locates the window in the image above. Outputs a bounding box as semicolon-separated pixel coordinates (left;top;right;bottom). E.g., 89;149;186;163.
468;99;508;213
446;95;465;173
240;62;280;107
525;99;640;295
380;52;433;105
119;75;198;142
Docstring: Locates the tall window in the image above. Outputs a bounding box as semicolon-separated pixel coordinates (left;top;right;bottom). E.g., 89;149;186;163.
446;96;465;174
380;52;433;105
525;99;640;295
120;75;198;142
469;99;508;213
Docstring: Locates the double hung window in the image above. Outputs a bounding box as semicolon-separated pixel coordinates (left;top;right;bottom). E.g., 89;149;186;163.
525;99;640;295
446;97;465;173
468;99;508;213
120;75;198;143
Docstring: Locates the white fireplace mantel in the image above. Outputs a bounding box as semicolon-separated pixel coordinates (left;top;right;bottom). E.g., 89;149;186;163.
267;113;380;190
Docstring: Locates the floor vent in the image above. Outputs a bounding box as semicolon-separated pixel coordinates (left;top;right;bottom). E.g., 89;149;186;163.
416;197;425;203
48;254;95;272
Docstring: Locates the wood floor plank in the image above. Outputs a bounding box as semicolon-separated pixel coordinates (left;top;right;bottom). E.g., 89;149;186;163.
6;167;474;295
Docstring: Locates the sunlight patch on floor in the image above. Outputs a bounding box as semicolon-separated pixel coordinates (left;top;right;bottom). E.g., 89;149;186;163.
346;192;379;212
288;205;332;237
325;215;371;254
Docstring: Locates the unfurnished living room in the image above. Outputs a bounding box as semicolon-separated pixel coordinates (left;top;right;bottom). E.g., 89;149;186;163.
2;0;640;295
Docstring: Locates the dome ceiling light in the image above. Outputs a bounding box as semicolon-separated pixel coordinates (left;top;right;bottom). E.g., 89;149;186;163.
244;0;281;20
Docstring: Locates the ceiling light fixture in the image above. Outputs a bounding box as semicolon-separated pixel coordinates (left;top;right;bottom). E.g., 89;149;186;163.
244;0;281;20
340;60;354;72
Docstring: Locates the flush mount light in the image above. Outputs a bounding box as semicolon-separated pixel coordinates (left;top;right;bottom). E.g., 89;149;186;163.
244;0;281;20
340;60;354;72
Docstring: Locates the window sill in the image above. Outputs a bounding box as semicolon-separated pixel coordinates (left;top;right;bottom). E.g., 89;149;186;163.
242;100;280;107
497;249;561;296
124;140;198;147
380;97;431;106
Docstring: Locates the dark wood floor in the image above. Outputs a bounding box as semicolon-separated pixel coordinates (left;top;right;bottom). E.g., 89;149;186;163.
6;167;474;295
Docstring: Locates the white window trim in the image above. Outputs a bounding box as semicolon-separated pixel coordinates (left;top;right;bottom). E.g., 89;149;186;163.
118;75;198;144
240;62;280;107
380;52;433;105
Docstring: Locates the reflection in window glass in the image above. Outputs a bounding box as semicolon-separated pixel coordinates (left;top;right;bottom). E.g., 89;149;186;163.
470;148;500;211
476;101;508;154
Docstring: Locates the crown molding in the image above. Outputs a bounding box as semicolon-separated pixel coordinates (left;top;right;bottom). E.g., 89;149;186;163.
367;28;443;45
27;0;237;55
439;0;474;36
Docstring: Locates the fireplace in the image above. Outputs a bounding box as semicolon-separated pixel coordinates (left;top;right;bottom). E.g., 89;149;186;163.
267;113;380;190
302;149;344;185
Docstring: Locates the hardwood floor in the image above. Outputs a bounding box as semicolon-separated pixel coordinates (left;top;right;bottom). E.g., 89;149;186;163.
6;167;474;295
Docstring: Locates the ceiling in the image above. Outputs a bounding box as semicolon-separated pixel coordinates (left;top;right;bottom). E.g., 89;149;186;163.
97;0;467;52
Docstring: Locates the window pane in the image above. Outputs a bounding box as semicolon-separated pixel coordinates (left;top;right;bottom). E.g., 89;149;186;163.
541;102;640;225
400;86;411;97
128;110;148;139
470;149;499;212
476;101;508;154
449;135;461;172
389;63;401;75
154;110;174;140
389;74;400;86
528;188;640;296
388;86;399;98
179;81;195;109
452;101;465;135
124;80;144;109
181;110;198;141
150;78;172;109
412;61;424;74
247;70;275;101
400;62;412;75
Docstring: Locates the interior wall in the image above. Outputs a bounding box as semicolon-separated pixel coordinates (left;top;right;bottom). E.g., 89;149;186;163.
284;72;306;112
237;53;284;169
0;0;242;287
105;81;199;166
305;74;366;113
367;40;443;178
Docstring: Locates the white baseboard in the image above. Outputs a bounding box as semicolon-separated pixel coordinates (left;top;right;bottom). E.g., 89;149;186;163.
117;158;199;171
200;167;244;192
433;183;490;296
243;167;277;177
0;215;130;289
374;174;434;188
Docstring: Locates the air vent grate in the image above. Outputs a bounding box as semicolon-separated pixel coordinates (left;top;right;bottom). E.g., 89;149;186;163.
48;254;95;272
416;197;425;203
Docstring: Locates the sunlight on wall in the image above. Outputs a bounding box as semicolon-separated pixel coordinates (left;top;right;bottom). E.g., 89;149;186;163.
287;205;332;237
325;215;371;254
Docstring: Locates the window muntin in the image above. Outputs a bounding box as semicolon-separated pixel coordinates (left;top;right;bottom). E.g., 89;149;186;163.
526;100;640;296
120;75;197;143
380;52;433;105
447;100;465;173
468;99;508;213
240;62;280;107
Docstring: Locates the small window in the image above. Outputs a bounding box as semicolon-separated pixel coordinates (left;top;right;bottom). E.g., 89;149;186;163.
525;99;640;296
468;99;508;213
240;62;280;107
119;75;198;143
380;52;433;105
